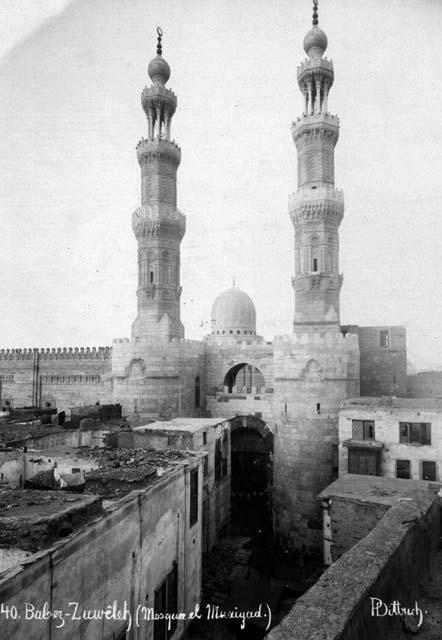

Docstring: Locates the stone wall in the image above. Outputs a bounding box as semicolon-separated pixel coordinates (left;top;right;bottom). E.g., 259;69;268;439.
112;338;206;419
271;327;359;552
0;459;203;640
266;491;440;640
407;370;442;398
206;392;273;423
205;340;274;394
0;347;112;411
358;326;407;397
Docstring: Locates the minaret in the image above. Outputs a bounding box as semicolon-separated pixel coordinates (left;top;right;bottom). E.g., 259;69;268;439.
289;0;344;325
131;28;185;341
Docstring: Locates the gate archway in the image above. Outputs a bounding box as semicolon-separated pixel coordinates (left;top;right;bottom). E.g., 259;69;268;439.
230;415;273;539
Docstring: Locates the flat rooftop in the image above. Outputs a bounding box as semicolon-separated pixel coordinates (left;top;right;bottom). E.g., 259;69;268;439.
0;489;103;563
82;447;202;497
341;397;442;412
319;474;436;506
134;417;229;434
0;423;65;446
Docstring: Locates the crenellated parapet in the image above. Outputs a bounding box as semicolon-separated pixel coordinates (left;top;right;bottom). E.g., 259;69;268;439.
0;346;112;361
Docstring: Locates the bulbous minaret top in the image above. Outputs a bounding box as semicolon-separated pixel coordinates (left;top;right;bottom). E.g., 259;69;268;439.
289;1;345;326
148;27;171;84
303;0;328;58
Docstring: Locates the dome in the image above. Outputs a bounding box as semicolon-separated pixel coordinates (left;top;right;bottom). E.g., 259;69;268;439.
148;55;171;84
211;286;256;336
303;26;328;58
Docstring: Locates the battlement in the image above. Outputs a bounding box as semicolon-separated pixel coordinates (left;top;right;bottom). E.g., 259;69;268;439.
274;330;358;348
0;347;112;361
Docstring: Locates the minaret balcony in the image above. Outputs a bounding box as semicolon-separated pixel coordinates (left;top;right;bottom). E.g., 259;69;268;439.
141;84;177;116
297;57;334;85
292;112;339;137
136;137;181;167
289;186;344;226
142;84;177;104
132;204;186;239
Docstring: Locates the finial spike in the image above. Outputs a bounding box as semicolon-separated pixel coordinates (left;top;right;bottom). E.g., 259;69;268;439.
156;26;163;55
312;0;318;26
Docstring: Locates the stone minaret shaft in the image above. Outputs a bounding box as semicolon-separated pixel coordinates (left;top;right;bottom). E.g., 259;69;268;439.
131;28;185;341
289;6;344;325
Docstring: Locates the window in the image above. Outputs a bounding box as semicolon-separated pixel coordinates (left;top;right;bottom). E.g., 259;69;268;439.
203;455;208;477
422;461;436;481
399;422;431;445
202;431;207;445
348;449;378;476
313;257;318;272
352;420;375;441
316;403;321;415
396;459;410;479
154;562;178;640
189;468;198;527
379;330;389;348
150;270;154;283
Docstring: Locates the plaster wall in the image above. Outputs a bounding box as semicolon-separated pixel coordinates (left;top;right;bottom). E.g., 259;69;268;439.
0;459;203;640
339;401;442;482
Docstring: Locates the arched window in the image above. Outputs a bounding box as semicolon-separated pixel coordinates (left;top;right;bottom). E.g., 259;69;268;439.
313;257;318;272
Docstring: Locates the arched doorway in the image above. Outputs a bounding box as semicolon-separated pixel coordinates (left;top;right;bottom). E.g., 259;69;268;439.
224;363;265;394
230;415;273;540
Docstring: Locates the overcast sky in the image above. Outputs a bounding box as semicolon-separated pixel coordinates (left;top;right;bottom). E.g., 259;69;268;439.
0;0;441;370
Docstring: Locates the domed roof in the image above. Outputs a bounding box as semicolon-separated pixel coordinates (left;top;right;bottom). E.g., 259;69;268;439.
211;286;256;336
148;55;171;85
303;25;328;58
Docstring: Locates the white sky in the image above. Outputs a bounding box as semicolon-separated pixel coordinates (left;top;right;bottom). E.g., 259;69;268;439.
0;0;441;370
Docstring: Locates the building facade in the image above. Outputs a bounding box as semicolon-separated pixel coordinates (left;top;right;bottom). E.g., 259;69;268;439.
339;397;442;484
0;6;411;554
